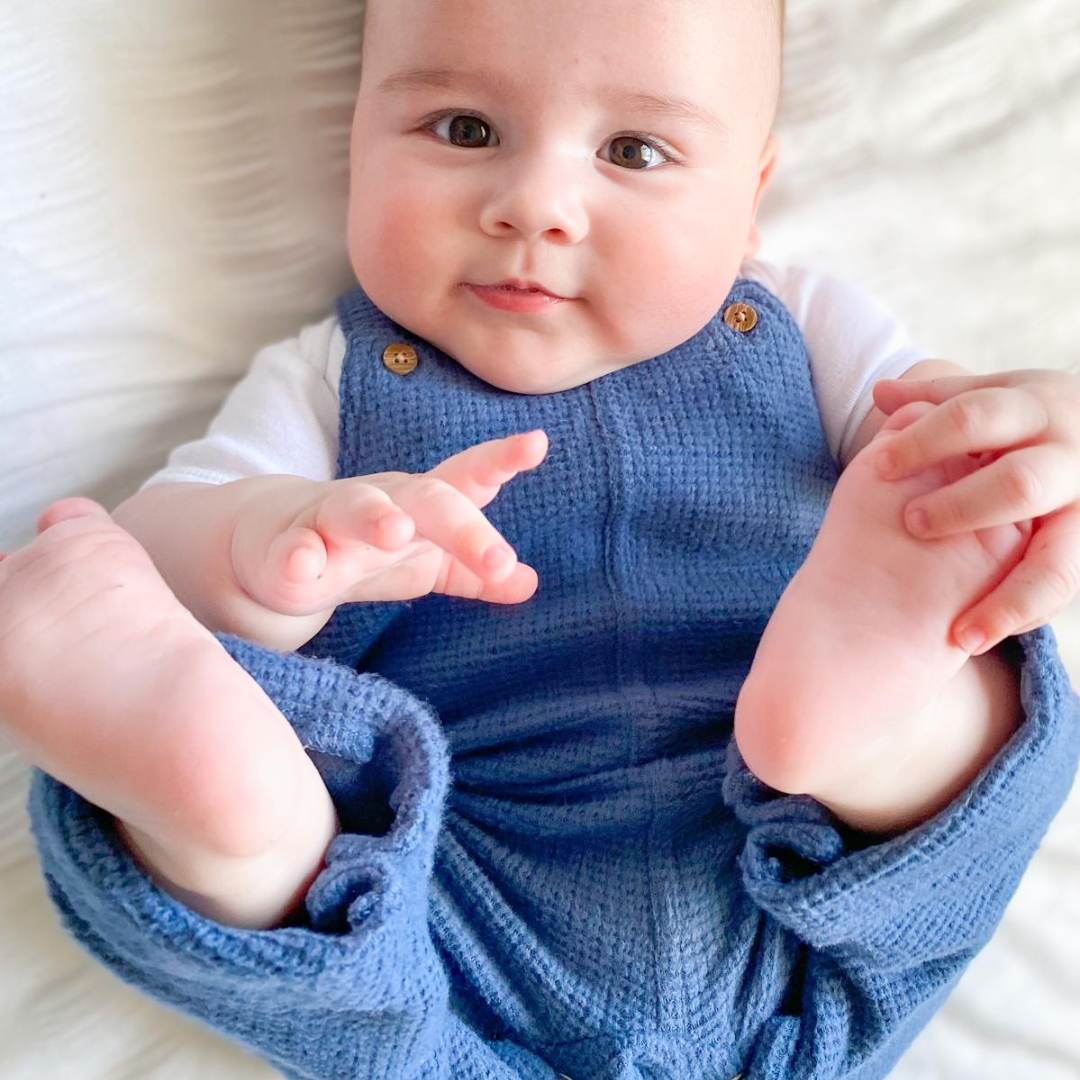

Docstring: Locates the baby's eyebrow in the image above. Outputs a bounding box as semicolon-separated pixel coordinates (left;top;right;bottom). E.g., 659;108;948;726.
377;68;499;97
377;67;729;138
600;89;730;139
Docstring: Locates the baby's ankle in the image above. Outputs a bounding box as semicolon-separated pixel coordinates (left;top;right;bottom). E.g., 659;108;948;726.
116;758;339;929
809;646;1023;833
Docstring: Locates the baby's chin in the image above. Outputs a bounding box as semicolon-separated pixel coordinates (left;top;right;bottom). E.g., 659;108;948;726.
369;286;723;396
375;308;590;394
439;337;651;396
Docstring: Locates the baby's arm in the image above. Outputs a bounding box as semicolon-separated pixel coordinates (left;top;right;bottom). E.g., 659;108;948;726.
113;430;549;651
113;478;310;648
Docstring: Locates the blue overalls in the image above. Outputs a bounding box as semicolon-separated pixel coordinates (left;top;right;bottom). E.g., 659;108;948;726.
30;281;1080;1080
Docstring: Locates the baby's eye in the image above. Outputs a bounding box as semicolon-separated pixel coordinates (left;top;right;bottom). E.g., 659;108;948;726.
430;113;499;149
604;135;668;170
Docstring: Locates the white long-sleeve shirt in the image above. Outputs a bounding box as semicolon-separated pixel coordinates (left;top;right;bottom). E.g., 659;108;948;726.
145;261;927;489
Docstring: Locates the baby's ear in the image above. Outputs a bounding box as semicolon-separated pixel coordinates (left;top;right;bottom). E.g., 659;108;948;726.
745;135;780;258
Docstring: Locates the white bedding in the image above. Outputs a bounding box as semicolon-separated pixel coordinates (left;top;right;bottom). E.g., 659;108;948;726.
1;0;1078;1077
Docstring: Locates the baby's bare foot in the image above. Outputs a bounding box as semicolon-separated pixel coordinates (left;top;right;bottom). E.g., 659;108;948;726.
0;500;333;896
735;406;1029;805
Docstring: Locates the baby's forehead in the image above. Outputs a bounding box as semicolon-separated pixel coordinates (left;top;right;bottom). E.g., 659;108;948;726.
363;0;781;51
362;0;782;117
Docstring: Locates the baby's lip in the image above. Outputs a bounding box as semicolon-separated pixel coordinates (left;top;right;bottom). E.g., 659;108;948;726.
471;278;569;300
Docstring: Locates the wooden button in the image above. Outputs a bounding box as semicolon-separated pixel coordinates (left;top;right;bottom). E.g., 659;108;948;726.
723;302;758;333
382;342;418;374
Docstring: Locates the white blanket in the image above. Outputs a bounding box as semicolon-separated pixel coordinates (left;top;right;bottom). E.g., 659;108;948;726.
1;1;1078;1076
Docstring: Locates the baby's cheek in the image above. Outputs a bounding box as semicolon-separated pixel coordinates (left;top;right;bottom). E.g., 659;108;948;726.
348;179;444;311
616;211;742;350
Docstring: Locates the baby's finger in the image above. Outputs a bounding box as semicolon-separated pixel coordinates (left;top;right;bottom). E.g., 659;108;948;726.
429;429;549;508
434;555;539;604
874;388;1050;480
314;481;416;552
875;369;1069;413
952;509;1080;653
872;372;1027;415
340;549;539;605
36;497;112;534
903;444;1077;538
388;475;521;584
268;526;328;585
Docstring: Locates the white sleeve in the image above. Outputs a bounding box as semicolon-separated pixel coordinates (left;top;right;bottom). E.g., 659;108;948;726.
142;316;345;488
742;260;930;466
143;266;921;486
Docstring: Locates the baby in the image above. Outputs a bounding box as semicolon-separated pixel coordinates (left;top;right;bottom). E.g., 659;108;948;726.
5;0;1080;1078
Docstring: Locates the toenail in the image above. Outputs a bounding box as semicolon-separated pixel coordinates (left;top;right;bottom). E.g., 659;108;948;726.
906;507;931;536
956;627;986;654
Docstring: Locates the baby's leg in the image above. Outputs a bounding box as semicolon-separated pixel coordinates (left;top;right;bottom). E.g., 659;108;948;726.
0;499;337;928
736;405;1029;830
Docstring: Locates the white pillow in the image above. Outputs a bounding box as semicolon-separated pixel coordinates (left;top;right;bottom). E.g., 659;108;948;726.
0;1;1078;1078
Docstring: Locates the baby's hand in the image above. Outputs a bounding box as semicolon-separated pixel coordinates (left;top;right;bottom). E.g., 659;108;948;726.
873;369;1080;653
230;429;549;625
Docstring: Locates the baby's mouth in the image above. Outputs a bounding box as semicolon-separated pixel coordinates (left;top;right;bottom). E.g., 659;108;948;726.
465;280;570;312
473;279;566;299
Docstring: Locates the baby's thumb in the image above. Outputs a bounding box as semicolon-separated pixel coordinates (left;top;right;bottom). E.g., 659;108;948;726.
36;497;111;534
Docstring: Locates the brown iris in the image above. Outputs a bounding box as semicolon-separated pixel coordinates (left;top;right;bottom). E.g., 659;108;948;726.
448;115;492;147
608;137;655;169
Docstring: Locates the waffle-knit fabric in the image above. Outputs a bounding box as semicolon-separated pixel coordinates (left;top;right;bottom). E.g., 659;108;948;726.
30;281;1080;1080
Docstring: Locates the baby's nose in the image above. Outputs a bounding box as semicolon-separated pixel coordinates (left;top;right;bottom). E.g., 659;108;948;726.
478;156;589;244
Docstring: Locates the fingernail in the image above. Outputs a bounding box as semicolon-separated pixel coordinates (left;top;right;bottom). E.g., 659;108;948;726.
483;544;514;571
906;507;931;536
956;627;986;655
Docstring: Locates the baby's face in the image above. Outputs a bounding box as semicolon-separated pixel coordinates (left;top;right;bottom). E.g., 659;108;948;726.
348;0;780;394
